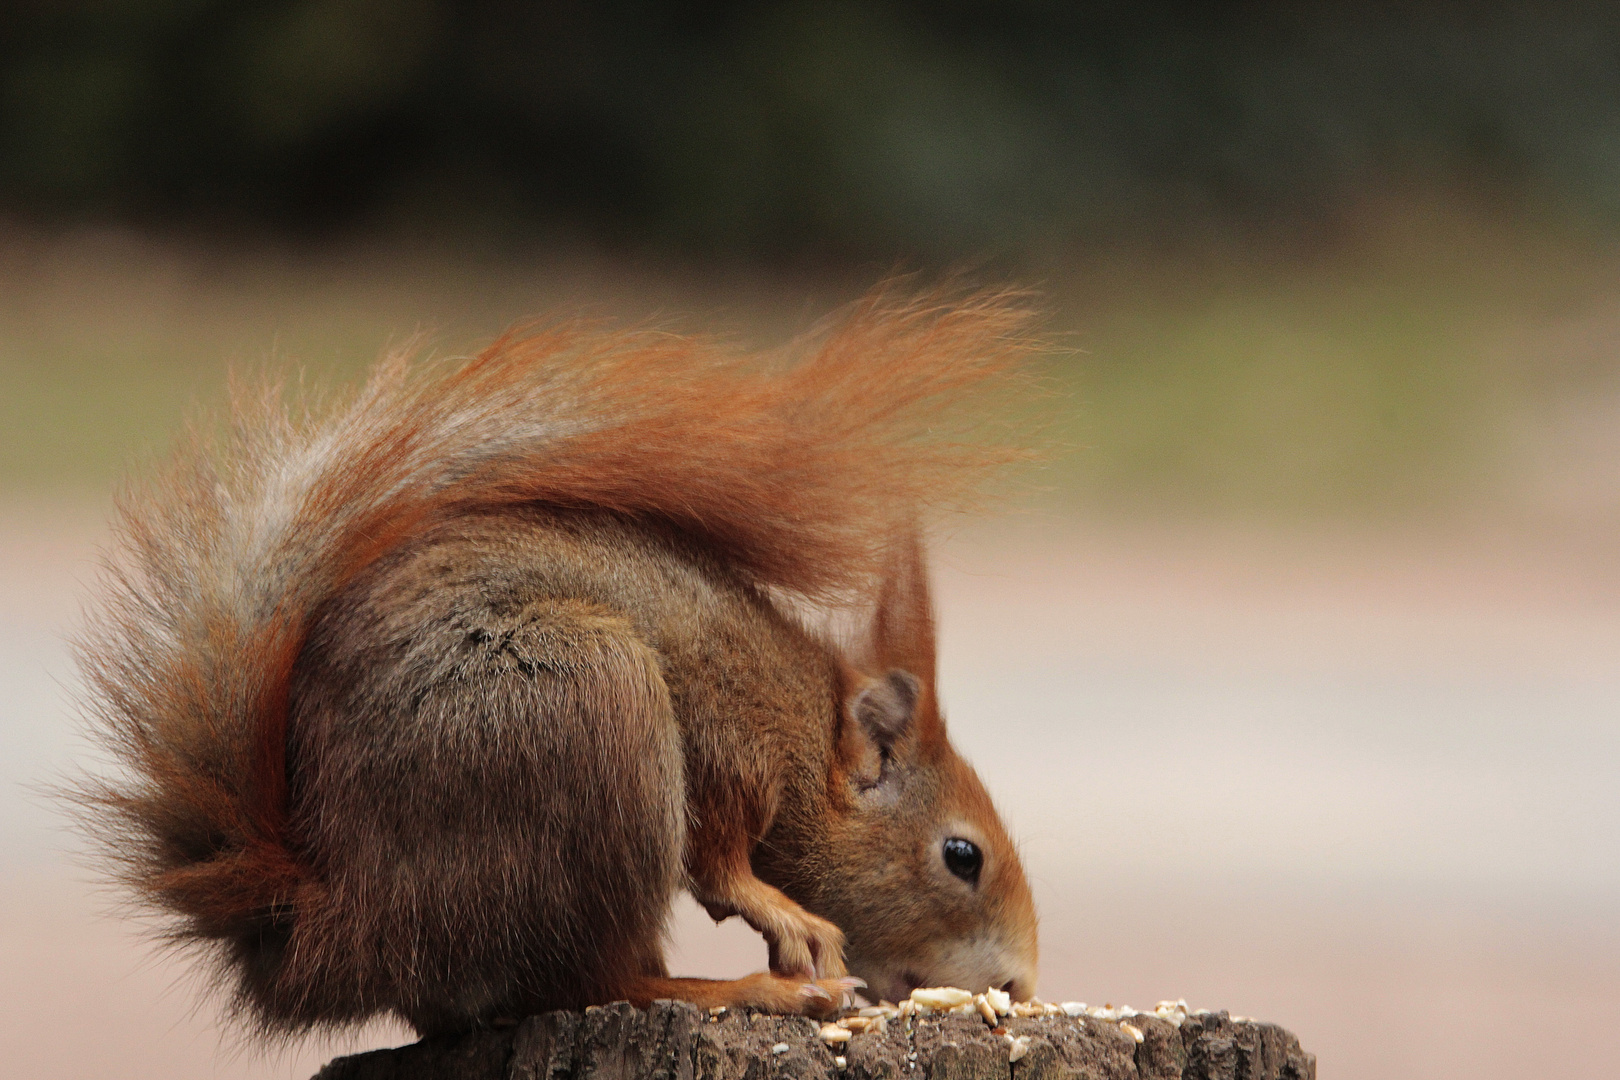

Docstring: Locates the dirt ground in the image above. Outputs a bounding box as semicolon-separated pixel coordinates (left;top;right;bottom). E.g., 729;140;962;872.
2;502;1615;1079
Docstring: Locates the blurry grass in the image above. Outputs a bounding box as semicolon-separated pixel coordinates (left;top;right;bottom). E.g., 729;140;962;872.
1044;210;1620;520
1056;279;1489;516
0;236;399;490
2;213;1616;521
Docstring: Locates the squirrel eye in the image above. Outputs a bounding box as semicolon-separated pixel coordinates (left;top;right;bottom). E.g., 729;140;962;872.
942;837;982;884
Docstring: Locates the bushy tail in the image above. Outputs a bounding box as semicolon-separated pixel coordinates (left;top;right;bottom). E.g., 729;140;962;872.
71;284;1042;1030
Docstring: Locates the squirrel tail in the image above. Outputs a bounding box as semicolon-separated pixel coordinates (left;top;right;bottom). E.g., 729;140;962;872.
70;284;1043;1032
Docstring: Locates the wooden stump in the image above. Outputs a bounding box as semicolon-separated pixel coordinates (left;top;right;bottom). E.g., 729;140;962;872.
313;1001;1315;1080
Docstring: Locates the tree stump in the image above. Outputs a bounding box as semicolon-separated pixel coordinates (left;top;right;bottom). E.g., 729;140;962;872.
313;1001;1315;1080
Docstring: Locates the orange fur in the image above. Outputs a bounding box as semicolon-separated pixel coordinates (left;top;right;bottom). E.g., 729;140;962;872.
70;284;1042;1033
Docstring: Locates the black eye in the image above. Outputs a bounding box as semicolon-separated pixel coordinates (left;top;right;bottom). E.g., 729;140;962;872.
942;837;982;884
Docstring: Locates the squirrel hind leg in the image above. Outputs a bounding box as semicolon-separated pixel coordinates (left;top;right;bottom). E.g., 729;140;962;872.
615;973;863;1019
288;592;686;1036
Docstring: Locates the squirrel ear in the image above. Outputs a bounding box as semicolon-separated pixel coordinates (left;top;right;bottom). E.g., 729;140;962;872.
851;669;922;748
865;527;936;688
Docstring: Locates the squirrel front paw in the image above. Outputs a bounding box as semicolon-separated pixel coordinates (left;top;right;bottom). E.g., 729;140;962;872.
690;867;848;980
765;907;848;981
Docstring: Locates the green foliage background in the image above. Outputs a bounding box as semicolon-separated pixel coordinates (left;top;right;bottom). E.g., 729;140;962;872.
7;2;1620;255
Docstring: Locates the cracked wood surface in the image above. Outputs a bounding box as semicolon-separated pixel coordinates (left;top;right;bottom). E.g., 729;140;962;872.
312;1001;1315;1080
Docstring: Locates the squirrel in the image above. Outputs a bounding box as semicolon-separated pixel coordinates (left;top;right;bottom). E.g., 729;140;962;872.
72;287;1042;1040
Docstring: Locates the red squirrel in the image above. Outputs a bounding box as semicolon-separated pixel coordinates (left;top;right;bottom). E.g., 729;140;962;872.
73;287;1042;1039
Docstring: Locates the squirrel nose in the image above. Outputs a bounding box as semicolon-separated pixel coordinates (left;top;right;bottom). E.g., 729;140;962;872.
1001;972;1037;1003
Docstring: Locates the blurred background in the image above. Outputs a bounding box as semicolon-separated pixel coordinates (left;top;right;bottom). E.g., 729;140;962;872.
2;3;1618;1078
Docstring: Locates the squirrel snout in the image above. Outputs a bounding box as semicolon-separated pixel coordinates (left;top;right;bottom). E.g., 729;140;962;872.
1000;972;1037;1004
857;938;1037;1006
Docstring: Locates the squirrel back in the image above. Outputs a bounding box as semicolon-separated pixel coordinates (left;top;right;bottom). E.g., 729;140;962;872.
73;287;1042;1036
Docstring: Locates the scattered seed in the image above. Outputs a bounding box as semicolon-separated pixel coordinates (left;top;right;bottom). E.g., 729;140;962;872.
835;1057;847;1069
983;987;1012;1016
819;1024;853;1045
771;1043;790;1056
1060;1002;1087;1017
975;995;999;1024
1120;1023;1144;1044
708;1006;727;1016
1006;1035;1031;1063
910;987;974;1010
1152;1000;1191;1027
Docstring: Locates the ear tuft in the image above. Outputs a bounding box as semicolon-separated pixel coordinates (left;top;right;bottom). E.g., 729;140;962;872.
852;669;921;747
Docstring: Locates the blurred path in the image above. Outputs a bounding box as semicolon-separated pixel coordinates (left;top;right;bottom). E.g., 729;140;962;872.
3;503;1616;1079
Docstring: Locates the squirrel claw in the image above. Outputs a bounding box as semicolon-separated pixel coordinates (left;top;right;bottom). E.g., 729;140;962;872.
792;975;865;1016
835;976;866;1007
806;976;866;1009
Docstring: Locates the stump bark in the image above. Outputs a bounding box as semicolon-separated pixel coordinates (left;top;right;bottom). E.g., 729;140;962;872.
313;1002;1315;1080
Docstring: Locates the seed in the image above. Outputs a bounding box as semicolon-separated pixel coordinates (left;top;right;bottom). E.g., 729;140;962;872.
1153;1000;1190;1027
771;1043;790;1055
910;987;974;1010
983;987;1012;1016
1120;1023;1144;1044
975;995;999;1024
819;1024;852;1045
835;1057;847;1069
1060;1002;1087;1017
1006;1035;1031;1062
842;1016;874;1033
